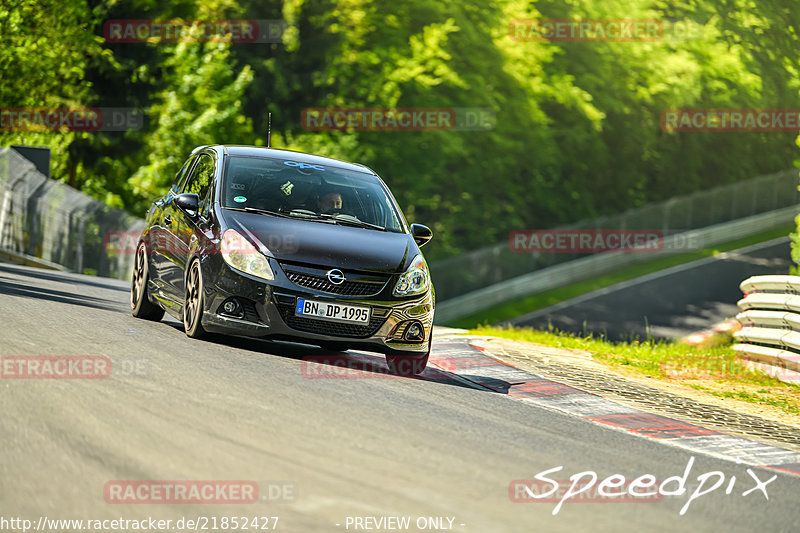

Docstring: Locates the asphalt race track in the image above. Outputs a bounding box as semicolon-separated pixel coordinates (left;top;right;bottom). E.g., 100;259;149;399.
2;262;800;532
508;238;792;341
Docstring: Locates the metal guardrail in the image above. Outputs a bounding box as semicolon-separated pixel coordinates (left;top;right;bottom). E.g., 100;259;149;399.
734;275;800;384
430;168;800;302
435;206;799;323
0;147;144;280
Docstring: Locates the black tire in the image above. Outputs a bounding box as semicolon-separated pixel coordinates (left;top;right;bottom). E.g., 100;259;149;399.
183;259;207;339
386;352;429;376
131;242;165;321
386;334;432;376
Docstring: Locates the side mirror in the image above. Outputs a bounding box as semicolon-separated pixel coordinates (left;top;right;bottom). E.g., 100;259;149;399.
175;193;200;217
410;224;433;247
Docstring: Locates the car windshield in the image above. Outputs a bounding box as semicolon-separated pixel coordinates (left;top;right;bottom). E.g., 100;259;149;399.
221;155;405;233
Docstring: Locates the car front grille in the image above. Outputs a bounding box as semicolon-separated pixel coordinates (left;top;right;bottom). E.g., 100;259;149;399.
275;300;388;338
284;270;388;297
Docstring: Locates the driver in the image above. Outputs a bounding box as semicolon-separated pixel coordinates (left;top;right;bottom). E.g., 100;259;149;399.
316;190;343;214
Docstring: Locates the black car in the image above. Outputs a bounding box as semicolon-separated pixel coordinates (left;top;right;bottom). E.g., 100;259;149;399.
130;145;435;375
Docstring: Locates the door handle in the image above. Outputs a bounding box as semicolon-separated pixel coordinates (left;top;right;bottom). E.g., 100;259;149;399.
164;215;172;225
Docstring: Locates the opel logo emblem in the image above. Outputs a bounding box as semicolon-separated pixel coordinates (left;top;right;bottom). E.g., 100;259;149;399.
326;269;345;285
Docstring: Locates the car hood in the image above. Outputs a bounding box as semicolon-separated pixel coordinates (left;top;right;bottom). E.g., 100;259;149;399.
221;209;416;273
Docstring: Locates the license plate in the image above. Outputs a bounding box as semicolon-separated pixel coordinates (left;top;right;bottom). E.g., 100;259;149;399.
295;298;370;324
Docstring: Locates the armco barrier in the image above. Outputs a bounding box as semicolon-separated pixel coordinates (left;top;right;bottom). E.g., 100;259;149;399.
435;207;798;324
430;168;800;302
0;147;144;279
734;275;800;383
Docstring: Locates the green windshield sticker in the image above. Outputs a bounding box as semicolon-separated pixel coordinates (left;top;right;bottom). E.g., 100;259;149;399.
234;196;246;203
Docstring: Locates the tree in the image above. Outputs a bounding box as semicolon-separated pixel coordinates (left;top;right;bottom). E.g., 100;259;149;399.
0;0;104;178
128;25;256;210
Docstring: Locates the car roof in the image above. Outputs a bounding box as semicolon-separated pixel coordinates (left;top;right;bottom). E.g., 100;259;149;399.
211;145;376;175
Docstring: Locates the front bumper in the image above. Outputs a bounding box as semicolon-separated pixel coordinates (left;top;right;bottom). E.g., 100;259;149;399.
200;257;434;355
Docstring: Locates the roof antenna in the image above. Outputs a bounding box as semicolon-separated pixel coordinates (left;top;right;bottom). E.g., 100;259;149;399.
267;112;272;148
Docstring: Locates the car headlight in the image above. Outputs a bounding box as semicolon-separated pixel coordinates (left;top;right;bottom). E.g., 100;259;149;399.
393;254;429;296
221;229;274;281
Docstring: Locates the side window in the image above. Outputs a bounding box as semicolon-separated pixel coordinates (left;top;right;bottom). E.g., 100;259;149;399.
172;155;197;193
184;154;215;219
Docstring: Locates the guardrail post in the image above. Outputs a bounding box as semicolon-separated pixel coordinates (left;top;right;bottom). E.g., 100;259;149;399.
734;275;800;384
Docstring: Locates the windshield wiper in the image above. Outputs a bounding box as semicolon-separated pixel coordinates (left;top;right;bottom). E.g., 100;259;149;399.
226;206;293;218
291;211;388;231
317;213;389;231
327;216;388;231
230;206;389;231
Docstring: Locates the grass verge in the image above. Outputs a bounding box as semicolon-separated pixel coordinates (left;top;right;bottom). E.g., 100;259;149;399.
448;225;793;329
469;325;800;417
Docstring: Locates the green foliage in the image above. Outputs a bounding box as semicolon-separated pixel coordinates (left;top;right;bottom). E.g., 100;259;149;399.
0;0;104;178
129;28;255;206
3;0;800;260
790;213;800;275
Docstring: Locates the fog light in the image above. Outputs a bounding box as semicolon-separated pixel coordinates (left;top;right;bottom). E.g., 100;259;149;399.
219;298;244;318
404;321;424;342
